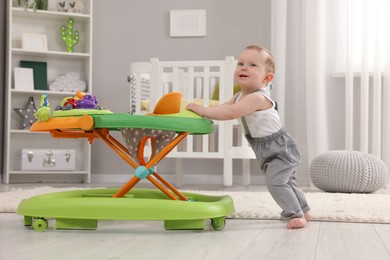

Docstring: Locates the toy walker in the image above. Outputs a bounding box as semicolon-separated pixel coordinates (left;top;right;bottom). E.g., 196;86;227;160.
16;92;235;232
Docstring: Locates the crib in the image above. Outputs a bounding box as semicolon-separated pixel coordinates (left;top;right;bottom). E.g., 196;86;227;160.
129;57;256;186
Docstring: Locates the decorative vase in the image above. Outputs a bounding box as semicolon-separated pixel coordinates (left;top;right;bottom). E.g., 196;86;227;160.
17;0;48;11
38;0;48;10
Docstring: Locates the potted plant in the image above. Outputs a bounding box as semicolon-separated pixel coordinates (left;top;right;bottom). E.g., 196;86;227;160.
17;0;48;11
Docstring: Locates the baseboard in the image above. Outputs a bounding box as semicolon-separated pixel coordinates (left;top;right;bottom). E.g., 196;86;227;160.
91;173;266;186
0;172;264;186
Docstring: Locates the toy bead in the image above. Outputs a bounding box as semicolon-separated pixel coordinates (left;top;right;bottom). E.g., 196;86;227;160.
135;166;150;179
61;18;80;52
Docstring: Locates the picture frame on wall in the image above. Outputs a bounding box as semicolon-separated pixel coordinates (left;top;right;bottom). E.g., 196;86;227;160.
13;67;34;91
22;33;48;51
170;9;207;37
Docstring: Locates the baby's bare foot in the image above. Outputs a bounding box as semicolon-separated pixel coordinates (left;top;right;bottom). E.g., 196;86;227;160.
304;211;311;222
287;217;307;229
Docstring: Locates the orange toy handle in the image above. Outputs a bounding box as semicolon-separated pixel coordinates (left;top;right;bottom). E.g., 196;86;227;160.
137;136;152;166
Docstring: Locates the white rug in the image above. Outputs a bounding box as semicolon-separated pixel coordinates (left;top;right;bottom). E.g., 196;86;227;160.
1;186;390;224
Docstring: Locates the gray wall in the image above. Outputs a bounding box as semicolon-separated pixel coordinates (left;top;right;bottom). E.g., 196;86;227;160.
93;0;271;113
91;0;273;184
1;0;6;175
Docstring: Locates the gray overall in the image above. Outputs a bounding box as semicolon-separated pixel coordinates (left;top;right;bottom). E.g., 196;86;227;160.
240;89;310;219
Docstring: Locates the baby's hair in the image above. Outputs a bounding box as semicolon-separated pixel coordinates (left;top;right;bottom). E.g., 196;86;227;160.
245;45;276;74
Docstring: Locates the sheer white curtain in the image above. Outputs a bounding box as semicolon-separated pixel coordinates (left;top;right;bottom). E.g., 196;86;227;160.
271;0;390;187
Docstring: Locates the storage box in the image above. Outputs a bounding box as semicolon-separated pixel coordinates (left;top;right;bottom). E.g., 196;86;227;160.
20;149;76;171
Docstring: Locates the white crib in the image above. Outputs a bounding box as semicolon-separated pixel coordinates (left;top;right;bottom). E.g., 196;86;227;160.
128;57;255;186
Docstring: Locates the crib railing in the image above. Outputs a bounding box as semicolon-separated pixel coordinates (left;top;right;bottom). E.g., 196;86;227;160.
129;57;255;186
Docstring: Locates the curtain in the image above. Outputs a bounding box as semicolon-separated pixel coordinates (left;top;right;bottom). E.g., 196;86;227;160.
271;0;390;188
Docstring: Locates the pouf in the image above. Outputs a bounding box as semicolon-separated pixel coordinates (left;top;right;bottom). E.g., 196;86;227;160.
310;150;388;193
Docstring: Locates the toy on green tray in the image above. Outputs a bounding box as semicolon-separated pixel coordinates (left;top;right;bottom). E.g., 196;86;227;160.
34;94;51;121
56;91;101;111
61;18;79;52
34;92;111;120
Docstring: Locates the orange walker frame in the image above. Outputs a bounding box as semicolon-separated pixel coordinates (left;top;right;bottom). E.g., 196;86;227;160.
41;114;189;200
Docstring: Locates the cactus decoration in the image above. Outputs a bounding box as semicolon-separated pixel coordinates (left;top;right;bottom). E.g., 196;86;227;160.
61;18;79;52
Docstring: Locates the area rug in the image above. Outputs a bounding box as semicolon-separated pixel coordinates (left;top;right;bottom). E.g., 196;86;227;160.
1;186;390;224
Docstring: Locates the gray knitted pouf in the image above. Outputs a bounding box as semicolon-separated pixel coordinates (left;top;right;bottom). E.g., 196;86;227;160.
310;150;388;193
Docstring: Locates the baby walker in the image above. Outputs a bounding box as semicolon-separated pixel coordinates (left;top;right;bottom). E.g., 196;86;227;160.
16;92;235;232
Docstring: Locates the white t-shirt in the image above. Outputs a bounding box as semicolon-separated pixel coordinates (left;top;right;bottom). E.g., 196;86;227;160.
236;90;282;138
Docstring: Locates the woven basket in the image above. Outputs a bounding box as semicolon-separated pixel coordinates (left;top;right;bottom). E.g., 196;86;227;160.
310;150;388;193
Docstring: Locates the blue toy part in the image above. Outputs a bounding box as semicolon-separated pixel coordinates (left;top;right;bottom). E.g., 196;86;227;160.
135;166;155;179
40;94;49;107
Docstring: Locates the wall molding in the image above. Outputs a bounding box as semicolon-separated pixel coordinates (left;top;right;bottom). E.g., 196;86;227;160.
91;173;266;186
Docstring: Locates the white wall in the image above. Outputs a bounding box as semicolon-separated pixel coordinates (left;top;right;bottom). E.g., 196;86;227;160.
91;0;313;186
0;1;6;174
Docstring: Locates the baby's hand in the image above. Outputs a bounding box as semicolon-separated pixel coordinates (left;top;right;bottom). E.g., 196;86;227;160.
186;103;203;116
186;103;197;110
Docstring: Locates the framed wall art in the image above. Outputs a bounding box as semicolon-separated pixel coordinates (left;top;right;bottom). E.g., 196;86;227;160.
22;33;48;51
170;9;207;37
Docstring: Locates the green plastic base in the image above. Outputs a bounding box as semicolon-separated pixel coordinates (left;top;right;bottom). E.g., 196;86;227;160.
17;188;235;232
164;219;205;230
56;218;98;230
24;216;33;226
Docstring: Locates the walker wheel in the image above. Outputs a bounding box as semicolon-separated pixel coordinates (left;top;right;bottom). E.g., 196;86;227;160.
211;217;226;231
33;218;48;232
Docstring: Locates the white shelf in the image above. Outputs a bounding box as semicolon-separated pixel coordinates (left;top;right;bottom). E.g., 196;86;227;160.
11;89;82;95
10;129;40;134
3;0;93;184
12;7;90;21
9;170;90;175
10;130;67;135
12;48;90;59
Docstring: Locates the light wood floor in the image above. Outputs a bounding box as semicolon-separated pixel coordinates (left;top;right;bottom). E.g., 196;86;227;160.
1;183;390;260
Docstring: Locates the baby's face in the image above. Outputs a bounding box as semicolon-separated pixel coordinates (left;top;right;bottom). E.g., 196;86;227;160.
234;49;270;91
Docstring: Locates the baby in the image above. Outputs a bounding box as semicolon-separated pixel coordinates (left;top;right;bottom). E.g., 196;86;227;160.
187;45;311;229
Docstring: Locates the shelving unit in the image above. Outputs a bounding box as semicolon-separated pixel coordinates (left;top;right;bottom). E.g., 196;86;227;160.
3;0;93;184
